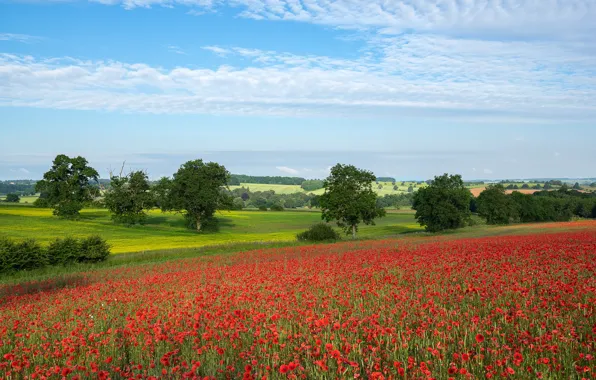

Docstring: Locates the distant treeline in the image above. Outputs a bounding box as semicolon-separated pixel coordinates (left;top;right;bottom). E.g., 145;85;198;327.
474;185;596;224
229;175;306;186
0;180;36;195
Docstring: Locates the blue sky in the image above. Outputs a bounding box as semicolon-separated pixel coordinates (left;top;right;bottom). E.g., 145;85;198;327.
1;0;595;180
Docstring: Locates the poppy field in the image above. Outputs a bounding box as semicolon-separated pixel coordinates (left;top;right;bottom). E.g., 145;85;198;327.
1;227;595;379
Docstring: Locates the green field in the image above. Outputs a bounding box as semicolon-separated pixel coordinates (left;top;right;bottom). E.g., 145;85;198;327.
0;205;421;254
229;181;424;195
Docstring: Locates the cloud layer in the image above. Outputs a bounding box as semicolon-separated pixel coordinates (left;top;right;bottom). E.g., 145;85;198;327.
2;0;595;121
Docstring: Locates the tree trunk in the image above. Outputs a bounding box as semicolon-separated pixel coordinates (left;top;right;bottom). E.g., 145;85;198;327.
352;225;356;239
196;216;201;232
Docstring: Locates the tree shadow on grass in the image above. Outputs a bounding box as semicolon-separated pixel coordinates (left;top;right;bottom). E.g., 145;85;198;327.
0;274;93;299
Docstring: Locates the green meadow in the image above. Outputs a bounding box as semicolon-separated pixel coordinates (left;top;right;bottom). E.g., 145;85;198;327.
0;205;421;254
229;181;425;195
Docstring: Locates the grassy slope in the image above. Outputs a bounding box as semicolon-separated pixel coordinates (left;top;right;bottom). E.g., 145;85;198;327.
0;205;421;254
229;182;425;195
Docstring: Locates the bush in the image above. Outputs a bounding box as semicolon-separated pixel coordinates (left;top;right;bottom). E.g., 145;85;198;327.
258;205;268;211
0;236;111;274
296;223;340;242
79;236;111;263
47;237;81;265
0;239;47;273
5;193;20;202
270;204;284;211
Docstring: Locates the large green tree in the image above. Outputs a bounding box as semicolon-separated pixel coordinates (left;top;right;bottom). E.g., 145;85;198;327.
35;155;99;218
413;174;471;232
476;184;516;224
319;164;386;239
5;193;20;203
104;170;153;225
159;159;232;231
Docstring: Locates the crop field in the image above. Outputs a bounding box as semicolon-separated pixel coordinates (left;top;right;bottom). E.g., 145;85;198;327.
229;182;424;195
0;224;595;379
0;205;421;254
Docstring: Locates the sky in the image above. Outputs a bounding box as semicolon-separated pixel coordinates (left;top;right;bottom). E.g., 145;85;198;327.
1;0;595;181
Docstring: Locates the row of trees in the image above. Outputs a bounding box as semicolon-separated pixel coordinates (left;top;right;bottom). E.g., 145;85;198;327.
31;154;596;237
477;185;596;224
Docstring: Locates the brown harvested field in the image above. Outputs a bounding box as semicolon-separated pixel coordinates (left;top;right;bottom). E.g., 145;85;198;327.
470;187;540;197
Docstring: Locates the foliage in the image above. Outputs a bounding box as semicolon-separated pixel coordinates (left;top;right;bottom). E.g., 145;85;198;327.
0;235;110;274
258;205;268;211
300;180;324;192
413;173;472;232
296;223;340;241
375;177;395;182
34;154;100;218
270;204;284;211
0;180;36;195
320;164;386;238
47;237;81;265
0;238;47;273
376;193;414;209
476;184;516;224
4;193;20;202
159;160;232;231
104;170;154;225
78;235;111;263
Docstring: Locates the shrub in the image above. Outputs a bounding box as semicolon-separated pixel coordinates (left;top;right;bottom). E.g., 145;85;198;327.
47;237;81;265
296;223;340;242
258;206;268;211
0;239;47;273
5;193;20;203
270;204;284;211
78;236;111;263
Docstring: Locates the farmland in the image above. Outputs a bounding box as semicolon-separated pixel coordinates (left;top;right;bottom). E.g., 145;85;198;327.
229;181;424;195
1;223;595;379
0;205;421;254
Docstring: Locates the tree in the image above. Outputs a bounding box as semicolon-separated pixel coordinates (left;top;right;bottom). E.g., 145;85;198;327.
104;169;153;225
159;159;232;231
319;164;386;239
573;182;582;190
301;180;324;192
393;185;398;191
476;184;516;224
412;174;472;232
407;186;414;193
5;193;20;203
241;192;250;201
521;183;530;189
35;154;99;218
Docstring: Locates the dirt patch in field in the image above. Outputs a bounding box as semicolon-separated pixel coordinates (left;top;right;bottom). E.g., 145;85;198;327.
470;187;540;197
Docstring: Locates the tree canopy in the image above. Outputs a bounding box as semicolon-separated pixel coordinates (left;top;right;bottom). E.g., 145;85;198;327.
319;164;386;238
35;155;99;218
5;193;20;203
413;174;472;232
159;159;232;231
104;170;153;225
476;184;516;224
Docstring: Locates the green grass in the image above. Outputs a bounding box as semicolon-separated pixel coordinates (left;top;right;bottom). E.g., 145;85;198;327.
229;182;424;195
0;205;421;254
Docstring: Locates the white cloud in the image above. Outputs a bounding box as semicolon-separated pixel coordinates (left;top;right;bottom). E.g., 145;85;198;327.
202;46;230;56
276;166;299;175
9;168;30;174
0;33;42;43
1;45;595;121
483;168;493;174
2;1;596;121
166;45;187;55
